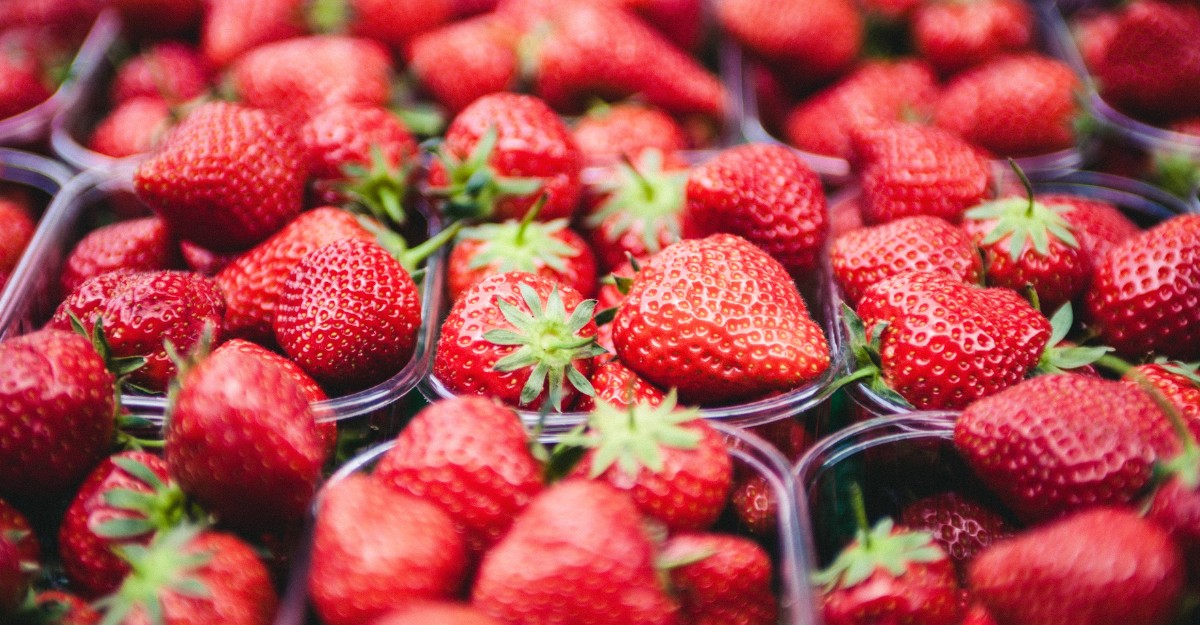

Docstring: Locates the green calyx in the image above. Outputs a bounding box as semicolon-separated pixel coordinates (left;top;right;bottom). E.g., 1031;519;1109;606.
357;215;464;275
1149;150;1200;200
425;126;543;220
811;517;943;591
557;390;703;479
584;149;686;256
829;304;913;408
306;0;350;33
459;195;577;276
339;144;411;227
966;161;1079;261
1034;303;1113;375
95;526;214;625
483;284;607;411
91;457;199;543
67;312;147;383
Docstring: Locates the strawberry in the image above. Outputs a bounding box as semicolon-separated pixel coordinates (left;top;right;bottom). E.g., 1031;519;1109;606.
374;396;544;555
716;0;862;87
108;0;203;38
658;532;777;625
1085;214;1200;360
969;507;1185;625
427;93;582;222
165;340;326;530
583;149;687;272
1047;194;1139;271
682;144;828;276
614;234;829;404
58;452;190;598
87;97;174;159
0;498;37;568
97;527;277;625
406;16;519;115
955;374;1176;522
133;102;309;253
572;103;690;164
730;473;776;535
228;35;393;121
0;537;25;615
560;392;732;531
848;271;1051;409
201;0;305;68
614;0;703;52
471;479;679;625
853;122;993;225
1092;0;1200;120
434;271;604;411
574;358;666;411
830;215;982;306
783;60;939;161
49;270;225;393
307;474;466;625
1074;11;1120;74
372;602;503;625
110;42;212;106
1124;361;1200;440
0;329;116;500
0;55;51;120
913;0;1035;75
28;590;101;625
59;216;180;297
933;54;1081;157
309;0;454;55
179;242;238;277
0;192;35;278
898;492;1014;579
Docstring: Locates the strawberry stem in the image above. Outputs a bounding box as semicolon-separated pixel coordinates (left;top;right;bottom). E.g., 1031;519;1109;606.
849;482;871;548
515;195;548;247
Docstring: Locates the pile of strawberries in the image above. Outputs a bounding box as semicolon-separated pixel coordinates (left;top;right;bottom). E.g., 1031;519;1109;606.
0;0;102;122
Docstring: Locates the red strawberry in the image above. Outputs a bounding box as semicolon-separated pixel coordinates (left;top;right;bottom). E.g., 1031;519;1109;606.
614;234;830;404
59;216;180;296
1047;194;1139;270
427;93;582;222
87;97;174;159
572;103;689;164
133;102;309;252
108;0;203;38
165;342;326;530
179;241;239;277
229;35;393;121
307;474;467;625
0;537;25;615
58;452;188;598
969;507;1185;625
0;192;35;278
583;149;687;272
434;271;603;411
313;0;454;55
934;54;1081;157
0;55;51;120
372;603;501;625
1085;214;1200;360
575;358;666;411
1092;0;1200;120
302;103;419;216
898;492;1014;578
49;270;225;392
471;479;679;625
110;42;212;106
561;392;732;531
29;590;101;625
0;498;38;567
1124;362;1200;440
406;16;519;115
913;0;1034;75
830;215;982;306
98;527;277;625
716;0;862;87
955;374;1176;522
853;122;993;225
0;329;115;499
1075;11;1121;73
201;0;305;68
659;532;777;625
374;396;544;555
783;60;939;161
682;144;828;276
730;473;776;535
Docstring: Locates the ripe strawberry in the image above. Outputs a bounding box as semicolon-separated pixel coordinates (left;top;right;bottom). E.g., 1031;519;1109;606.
0;55;51;120
583;149;687;272
29;590;101;625
898;492;1014;579
614;234;830;404
574;358;666;411
373;602;502;625
49;270;225;392
572;103;689;164
87;97;174;159
683;144;828;276
165;342;326;530
471;479;679;625
0;497;38;567
853;122;993;225
427;93;582;222
59;216;180;296
201;0;305;68
133;102;309;252
716;0;862;87
831;215;982;306
783;60;939;161
58;452;189;598
108;0;203;38
0;192;35;278
99;527;277;625
308;474;466;625
274;238;423;392
1046;194;1139;270
955;374;1177;522
1092;0;1200;120
302;103;419;216
934;55;1081;157
434;271;603;411
229;35;393;121
1075;10;1120;74
659;532;777;625
913;0;1034;75
0;537;25;615
374;396;544;554
312;0;454;55
179;241;238;277
969;507;1185;625
730;473;775;535
1085;214;1200;360
0;329;115;500
110;42;212;106
849;271;1051;409
614;0;703;52
561;392;732;531
1124;362;1200;440
406;16;519;115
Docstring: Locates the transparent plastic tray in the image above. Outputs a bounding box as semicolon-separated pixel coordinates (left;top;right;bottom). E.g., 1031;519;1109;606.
273;420;815;625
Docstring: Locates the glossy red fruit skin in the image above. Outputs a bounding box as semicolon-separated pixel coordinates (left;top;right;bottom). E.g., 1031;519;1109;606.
406;16;518;115
969;507;1185;625
179;241;239;277
374;396;544;555
427;93;583;222
447;222;597;302
373;602;502;625
88;97;173;159
899;492;1014;578
717;0;862;87
1093;0;1200;120
913;0;1034;75
302;103;418;182
59;216;180;300
1046;194;1139;273
49;270;226;393
345;0;453;54
614;234;830;405
1123;363;1200;441
0;193;35;276
572;103;689;164
575;359;666;411
133;102;309;252
683;144;828;276
110;42;211;105
1085;215;1200;361
0;329;115;499
821;532;962;625
0;56;52;119
955;375;1177;523
308;474;466;625
660;532;777;625
0;537;24;614
274;238;421;392
58;452;173;598
34;590;101;625
165;346;325;531
201;0;305;68
831;215;982;306
471;479;680;625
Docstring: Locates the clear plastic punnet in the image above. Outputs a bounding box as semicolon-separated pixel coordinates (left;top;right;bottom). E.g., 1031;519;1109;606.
273;420;816;625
